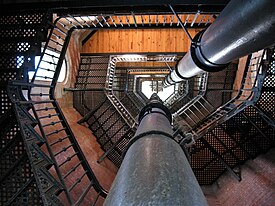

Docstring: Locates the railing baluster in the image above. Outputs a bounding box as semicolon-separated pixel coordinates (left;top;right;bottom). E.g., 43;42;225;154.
109;16;117;27
54;143;74;157
65;17;78;28
68;171;87;192
101;15;110;27
58;152;78;167
163;15;166;26
141;15;144;27
69;15;84;28
50;135;69;146
87;16;97;27
184;14;190;26
131;12;137;28
117;16;123;27
95;16;103;27
63;161;83;179
42;120;63;127
191;10;200;27
125;16;130;27
46;128;66;137
75;181;94;206
170;14;174;26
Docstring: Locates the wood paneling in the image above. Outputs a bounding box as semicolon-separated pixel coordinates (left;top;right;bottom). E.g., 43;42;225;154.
82;29;201;54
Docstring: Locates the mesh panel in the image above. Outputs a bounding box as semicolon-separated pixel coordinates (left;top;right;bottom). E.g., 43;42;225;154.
256;52;275;118
191;104;275;185
80;56;109;64
75;56;108;91
0;90;13;115
0;13;44;25
0;132;23;179
0;154;34;204
10;179;42;206
120;95;139;118
263;75;275;87
0;28;38;38
0;10;49;205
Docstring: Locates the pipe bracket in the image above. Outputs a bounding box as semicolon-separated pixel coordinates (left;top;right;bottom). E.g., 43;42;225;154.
138;102;172;123
191;30;230;72
122;130;174;159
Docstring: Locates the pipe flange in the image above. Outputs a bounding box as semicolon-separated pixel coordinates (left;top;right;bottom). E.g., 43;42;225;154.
122;130;174;159
138;102;172;124
190;30;230;72
174;61;189;80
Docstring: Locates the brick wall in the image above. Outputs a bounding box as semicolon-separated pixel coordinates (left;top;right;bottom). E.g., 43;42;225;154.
204;148;275;206
61;106;118;205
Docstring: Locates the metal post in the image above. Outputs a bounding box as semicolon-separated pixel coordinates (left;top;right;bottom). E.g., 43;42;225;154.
164;0;275;86
104;94;207;206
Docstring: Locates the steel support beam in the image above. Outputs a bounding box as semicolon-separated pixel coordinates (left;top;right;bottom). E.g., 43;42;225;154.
164;0;275;86
104;94;207;206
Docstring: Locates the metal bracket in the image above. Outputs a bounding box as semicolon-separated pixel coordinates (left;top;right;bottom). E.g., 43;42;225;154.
168;4;193;42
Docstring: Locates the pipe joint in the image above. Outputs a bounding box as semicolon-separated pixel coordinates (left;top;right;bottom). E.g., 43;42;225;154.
174;61;189;80
164;75;176;86
138;102;172;124
191;30;230;72
122;130;174;159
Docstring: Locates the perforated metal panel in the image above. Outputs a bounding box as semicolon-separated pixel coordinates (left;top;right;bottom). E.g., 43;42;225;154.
191;105;275;185
0;10;49;205
0;13;45;25
0;155;42;205
256;50;275;119
73;49;275;187
120;95;140;119
9;178;42;206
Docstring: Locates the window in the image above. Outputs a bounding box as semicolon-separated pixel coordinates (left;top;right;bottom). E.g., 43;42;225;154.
141;79;174;101
28;49;67;83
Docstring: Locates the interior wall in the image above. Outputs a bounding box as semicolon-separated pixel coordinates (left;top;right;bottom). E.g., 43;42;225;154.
82;29;200;54
62;107;118;205
53;30;118;204
55;31;82;107
204;148;275;206
63;28;275;205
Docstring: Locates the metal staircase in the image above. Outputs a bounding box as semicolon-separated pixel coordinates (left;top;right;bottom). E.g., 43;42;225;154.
173;63;237;134
0;10;48;205
191;104;275;184
72;48;275;186
78;97;135;167
73;55;136;166
1;11;108;206
1;4;275;205
190;50;268;140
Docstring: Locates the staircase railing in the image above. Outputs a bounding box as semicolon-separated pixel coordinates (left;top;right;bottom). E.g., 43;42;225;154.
105;56;139;128
57;12;217;29
164;81;188;108
172;72;212;130
189;49;269;140
8;14;110;205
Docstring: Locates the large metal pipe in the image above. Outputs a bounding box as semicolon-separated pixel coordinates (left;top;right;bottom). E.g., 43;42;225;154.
104;94;207;206
164;0;275;86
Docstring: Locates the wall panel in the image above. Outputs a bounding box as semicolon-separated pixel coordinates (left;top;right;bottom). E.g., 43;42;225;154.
82;29;200;54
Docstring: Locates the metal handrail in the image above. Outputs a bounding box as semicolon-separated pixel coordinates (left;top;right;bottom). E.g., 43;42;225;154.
191;49;268;140
173;72;208;117
105;56;137;128
16;15;110;205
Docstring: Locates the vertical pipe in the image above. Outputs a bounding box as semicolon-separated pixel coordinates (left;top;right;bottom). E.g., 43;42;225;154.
104;94;207;206
164;0;275;86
